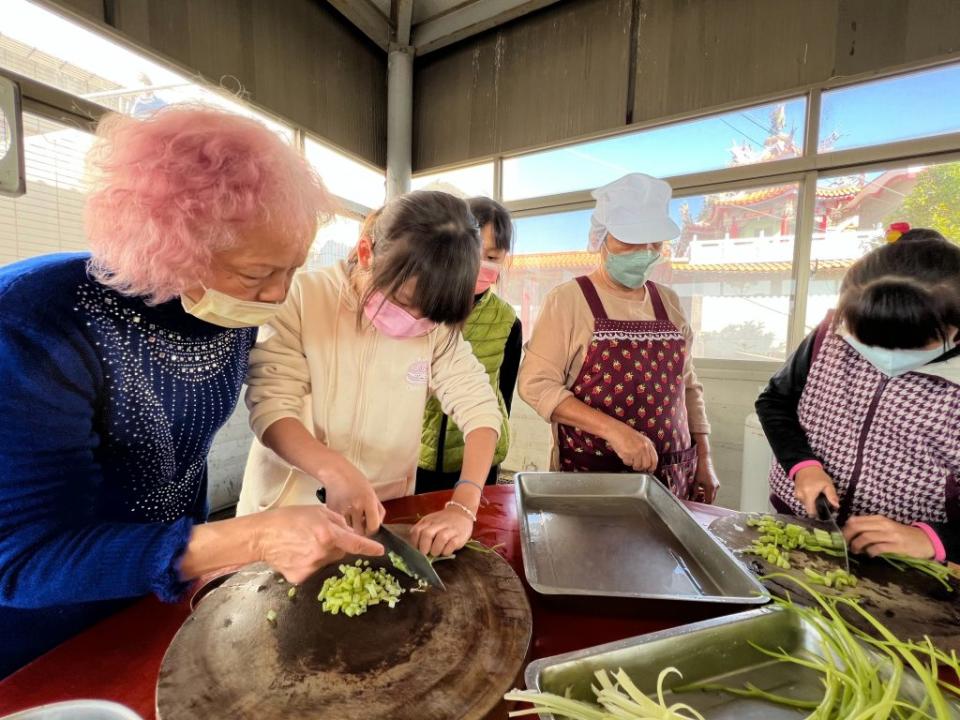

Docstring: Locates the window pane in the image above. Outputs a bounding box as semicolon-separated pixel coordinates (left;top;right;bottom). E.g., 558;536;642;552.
804;160;960;333
1;0;294;142
820;63;960;153
0;113;93;265
502;98;806;201
501;209;593;341
306;215;361;271
0;102;11;160
411;163;494;198
503;182;799;360
304;137;385;210
669;183;798;361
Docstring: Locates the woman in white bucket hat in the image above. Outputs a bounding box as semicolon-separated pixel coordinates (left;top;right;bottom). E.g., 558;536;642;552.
518;173;719;502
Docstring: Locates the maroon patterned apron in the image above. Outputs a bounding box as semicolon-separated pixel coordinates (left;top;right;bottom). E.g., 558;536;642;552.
557;276;698;499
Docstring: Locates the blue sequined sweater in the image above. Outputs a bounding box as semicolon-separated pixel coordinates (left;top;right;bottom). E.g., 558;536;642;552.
0;254;256;678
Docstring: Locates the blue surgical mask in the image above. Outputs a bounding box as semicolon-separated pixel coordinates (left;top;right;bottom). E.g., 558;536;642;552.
603;243;664;289
843;334;947;377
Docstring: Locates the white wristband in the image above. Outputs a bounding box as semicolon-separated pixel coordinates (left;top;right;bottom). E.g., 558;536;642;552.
445;500;477;523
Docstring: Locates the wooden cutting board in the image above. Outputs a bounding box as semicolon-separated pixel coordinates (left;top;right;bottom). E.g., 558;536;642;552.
710;512;960;652
156;527;532;720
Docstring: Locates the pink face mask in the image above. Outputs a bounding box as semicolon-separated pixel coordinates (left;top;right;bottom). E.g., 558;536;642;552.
364;291;436;338
474;261;501;294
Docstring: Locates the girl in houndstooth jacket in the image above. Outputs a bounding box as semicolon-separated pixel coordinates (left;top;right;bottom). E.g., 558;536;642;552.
757;227;960;562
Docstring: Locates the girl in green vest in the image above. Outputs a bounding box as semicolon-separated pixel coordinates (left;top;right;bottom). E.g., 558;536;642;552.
416;197;522;493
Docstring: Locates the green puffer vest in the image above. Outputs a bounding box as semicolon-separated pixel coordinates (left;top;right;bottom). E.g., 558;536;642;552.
419;291;516;473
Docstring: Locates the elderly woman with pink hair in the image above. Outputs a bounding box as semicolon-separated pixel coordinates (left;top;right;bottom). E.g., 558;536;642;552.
0;106;383;678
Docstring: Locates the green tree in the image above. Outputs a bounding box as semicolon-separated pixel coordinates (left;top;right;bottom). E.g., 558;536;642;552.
892;164;960;243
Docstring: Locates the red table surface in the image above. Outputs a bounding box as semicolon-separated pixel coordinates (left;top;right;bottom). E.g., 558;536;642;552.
0;485;740;718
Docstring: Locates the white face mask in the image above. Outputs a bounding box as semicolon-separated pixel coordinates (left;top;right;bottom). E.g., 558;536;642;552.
180;287;282;329
843;334;948;377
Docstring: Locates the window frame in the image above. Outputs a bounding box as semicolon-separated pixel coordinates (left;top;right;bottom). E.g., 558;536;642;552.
475;56;960;364
3;1;386;217
500;95;810;203
8;1;960;364
302;130;386;214
410;160;496;199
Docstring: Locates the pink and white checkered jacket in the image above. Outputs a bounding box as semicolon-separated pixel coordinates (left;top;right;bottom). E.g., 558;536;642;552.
769;330;960;525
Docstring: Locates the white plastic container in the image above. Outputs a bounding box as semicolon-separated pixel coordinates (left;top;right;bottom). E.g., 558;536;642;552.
740;412;776;514
0;701;142;720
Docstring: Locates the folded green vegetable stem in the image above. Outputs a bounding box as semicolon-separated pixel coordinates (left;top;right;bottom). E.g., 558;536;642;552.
880;553;959;592
504;577;959;719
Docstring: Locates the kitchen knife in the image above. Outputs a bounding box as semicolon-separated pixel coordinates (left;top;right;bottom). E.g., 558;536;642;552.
372;524;446;591
317;488;445;590
814;492;850;573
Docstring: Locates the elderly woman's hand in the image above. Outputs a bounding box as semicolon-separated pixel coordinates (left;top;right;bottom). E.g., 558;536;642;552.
255;505;385;583
182;505;384;585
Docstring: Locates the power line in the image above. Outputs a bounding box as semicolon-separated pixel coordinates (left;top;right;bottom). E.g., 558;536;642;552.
719;117;765;149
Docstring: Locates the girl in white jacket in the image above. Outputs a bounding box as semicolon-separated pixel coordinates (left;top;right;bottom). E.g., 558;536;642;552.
239;191;502;557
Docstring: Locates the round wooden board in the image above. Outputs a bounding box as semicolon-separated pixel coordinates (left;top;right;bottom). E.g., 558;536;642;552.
157;527;532;720
710;512;960;652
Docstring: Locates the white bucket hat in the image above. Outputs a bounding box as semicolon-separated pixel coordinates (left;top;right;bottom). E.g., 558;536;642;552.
587;172;681;252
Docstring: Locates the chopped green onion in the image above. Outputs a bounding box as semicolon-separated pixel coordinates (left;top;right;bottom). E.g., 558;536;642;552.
742;515;850;579
388;551;415;578
316;563;405;617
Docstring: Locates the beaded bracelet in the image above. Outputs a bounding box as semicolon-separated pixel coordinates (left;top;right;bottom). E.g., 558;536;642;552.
445;500;478;523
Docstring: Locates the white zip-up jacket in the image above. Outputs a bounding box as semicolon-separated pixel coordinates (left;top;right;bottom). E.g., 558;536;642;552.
237;262;501;514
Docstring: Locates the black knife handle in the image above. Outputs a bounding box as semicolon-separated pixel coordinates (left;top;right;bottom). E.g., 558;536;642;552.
814;492;834;522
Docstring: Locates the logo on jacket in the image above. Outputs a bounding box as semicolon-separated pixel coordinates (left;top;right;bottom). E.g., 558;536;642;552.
406;359;429;386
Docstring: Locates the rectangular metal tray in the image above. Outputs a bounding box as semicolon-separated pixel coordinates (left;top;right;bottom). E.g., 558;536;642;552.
515;472;767;604
526;608;960;719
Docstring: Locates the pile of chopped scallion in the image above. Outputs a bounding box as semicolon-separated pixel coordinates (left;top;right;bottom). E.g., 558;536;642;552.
743;515;847;568
741;514;958;593
264;539;504;624
505;578;960;719
316;559;405;616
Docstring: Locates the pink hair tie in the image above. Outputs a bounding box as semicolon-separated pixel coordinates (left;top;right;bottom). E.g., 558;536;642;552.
788;459;823;480
912;522;947;563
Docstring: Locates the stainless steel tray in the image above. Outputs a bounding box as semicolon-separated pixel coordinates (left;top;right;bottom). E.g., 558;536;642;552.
515;472;767;604
525;607;960;719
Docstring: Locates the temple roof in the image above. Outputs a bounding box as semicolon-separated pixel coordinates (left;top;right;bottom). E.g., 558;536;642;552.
510;252;853;273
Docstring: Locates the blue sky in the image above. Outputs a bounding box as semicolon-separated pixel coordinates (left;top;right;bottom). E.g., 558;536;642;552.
511;64;960;256
822;64;960;150
503;98;808;202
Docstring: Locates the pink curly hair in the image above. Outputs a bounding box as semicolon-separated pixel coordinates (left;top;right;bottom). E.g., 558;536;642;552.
85;106;334;303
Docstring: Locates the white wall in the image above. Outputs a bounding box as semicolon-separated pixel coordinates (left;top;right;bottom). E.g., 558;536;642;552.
502;360;780;510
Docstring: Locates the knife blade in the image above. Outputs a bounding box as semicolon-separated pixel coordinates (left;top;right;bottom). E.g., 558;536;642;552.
814;492;850;573
372;525;446;591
